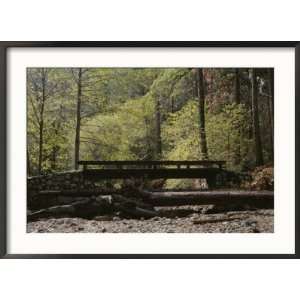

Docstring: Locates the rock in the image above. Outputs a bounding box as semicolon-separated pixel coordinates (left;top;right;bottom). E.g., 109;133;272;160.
242;220;257;227
101;227;107;233
94;215;113;221
202;205;215;214
96;195;112;204
55;219;65;225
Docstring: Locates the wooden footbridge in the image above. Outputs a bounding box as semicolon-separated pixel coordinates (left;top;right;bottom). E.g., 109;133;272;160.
28;160;274;220
79;160;227;187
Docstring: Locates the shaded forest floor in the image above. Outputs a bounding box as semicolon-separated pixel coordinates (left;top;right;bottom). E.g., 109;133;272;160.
27;206;274;233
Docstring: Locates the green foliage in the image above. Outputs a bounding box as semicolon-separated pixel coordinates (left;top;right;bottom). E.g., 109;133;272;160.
27;67;273;176
162;100;252;171
162;100;201;160
206;103;253;171
80;95;156;161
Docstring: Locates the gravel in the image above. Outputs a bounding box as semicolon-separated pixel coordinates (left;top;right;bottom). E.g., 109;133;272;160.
27;206;274;233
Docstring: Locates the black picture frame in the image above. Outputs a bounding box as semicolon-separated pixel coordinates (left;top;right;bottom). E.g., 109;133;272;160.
0;41;299;259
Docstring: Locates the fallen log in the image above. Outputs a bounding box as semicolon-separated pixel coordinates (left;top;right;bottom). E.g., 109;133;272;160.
28;189;120;210
192;216;243;224
113;195;158;219
29;187;274;215
37;189;117;196
28;194;158;222
28;197;114;221
137;190;274;208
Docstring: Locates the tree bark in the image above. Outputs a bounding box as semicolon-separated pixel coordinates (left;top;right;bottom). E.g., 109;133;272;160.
267;69;274;158
28;194;158;221
196;68;208;159
27;149;31;176
28;190;273;221
155;96;162;159
234;68;241;104
234;68;241;165
170;96;174;113
251;69;264;166
141;190;274;208
38;69;46;174
28;189;118;210
74;68;82;170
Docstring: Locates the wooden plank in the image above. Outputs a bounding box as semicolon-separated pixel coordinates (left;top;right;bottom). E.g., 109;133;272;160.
78;160;226;168
83;167;221;180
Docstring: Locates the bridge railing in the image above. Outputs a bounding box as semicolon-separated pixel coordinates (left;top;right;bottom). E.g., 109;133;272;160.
78;160;226;170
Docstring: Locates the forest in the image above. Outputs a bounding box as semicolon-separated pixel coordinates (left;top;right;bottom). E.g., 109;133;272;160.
27;67;274;233
27;67;274;176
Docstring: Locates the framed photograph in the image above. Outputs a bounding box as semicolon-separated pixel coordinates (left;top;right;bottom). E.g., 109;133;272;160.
0;42;299;258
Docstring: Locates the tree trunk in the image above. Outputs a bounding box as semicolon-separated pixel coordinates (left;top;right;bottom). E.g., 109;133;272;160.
51;146;58;170
155;96;162;159
142;190;274;208
170;96;174;113
38;70;46;174
27;149;31;176
234;68;241;104
251;69;264;166
196;68;208;159
246;69;253;139
193;75;198;98
267;69;274;159
234;68;241;165
74;68;82;170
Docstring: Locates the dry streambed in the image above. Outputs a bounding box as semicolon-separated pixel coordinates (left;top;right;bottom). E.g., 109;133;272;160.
27;206;274;233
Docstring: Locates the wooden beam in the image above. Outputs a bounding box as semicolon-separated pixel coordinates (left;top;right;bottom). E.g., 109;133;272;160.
78;160;226;168
141;190;274;208
82;167;221;180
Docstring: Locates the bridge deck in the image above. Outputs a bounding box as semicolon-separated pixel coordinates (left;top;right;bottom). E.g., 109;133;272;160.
78;160;226;169
82;167;221;179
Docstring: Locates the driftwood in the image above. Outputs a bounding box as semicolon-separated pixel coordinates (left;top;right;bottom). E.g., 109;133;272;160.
37;189;117;196
134;189;274;208
112;194;158;218
29;189;122;210
28;197;113;221
28;186;274;222
28;194;158;222
192;216;243;224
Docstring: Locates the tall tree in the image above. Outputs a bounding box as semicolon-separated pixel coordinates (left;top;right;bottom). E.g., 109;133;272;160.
234;68;241;104
196;68;208;159
155;96;162;159
39;69;46;174
251;68;264;166
27;68;51;174
74;68;82;170
268;69;274;156
233;68;241;164
27;149;31;176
